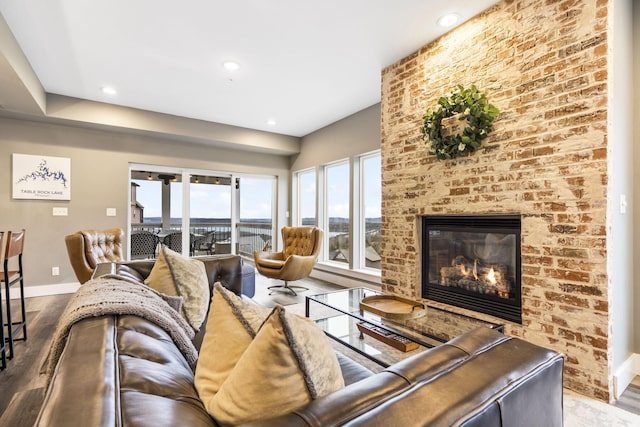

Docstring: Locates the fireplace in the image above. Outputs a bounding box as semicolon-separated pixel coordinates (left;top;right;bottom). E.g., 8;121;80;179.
421;215;522;324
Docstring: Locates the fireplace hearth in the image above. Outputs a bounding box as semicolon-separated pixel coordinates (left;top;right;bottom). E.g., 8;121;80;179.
421;215;522;324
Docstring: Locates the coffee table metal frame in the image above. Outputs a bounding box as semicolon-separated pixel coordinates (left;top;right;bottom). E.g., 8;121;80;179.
306;287;503;368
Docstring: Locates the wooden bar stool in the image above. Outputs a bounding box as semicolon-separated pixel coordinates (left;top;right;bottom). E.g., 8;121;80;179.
1;230;27;359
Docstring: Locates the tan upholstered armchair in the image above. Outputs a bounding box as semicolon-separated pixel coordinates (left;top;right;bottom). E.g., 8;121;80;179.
253;226;323;295
65;228;124;284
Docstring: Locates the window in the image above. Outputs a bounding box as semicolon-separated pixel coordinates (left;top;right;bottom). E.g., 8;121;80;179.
360;153;381;270
295;168;316;226
237;176;276;255
189;175;232;255
129;167;274;260
293;150;381;274
324;161;350;265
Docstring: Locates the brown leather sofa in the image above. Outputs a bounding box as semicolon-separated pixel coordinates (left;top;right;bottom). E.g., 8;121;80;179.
64;228;125;284
36;255;564;427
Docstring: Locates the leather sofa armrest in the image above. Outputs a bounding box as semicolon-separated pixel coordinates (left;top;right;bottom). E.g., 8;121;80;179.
239;328;564;427
92;262;117;278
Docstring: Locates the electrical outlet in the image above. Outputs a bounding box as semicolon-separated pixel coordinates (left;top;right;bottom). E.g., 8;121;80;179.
52;266;60;276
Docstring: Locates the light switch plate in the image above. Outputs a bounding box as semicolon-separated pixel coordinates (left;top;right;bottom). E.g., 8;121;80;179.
106;208;117;217
52;207;68;216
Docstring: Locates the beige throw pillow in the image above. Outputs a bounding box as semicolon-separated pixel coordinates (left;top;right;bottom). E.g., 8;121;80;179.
206;305;345;425
194;282;271;400
144;245;210;331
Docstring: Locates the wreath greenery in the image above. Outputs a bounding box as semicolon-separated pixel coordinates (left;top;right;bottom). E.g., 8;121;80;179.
421;85;500;161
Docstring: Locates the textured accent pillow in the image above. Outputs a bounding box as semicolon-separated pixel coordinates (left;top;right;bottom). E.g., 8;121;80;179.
195;282;271;400
156;292;184;313
206;305;345;425
144;245;210;331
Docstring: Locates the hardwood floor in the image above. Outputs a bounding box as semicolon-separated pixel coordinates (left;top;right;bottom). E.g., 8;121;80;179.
0;293;72;427
1;281;640;426
614;376;640;415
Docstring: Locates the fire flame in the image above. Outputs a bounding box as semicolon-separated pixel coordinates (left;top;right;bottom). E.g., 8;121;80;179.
486;267;496;285
460;264;469;276
456;260;500;287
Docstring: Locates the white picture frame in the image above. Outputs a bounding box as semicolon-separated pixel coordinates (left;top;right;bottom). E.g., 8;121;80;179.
12;153;71;200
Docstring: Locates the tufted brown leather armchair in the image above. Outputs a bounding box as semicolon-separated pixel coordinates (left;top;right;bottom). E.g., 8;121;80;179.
64;228;124;284
253;226;323;295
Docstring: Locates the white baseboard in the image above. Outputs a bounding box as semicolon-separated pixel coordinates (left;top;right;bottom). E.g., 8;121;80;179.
613;353;640;399
9;282;80;299
310;268;381;290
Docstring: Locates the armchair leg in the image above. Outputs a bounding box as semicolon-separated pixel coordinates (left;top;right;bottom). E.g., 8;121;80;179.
268;281;308;296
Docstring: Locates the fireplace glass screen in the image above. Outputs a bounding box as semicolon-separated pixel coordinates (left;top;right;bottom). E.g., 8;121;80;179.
422;215;521;324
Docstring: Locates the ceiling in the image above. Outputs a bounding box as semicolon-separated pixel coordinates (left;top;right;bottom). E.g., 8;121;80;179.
0;0;500;138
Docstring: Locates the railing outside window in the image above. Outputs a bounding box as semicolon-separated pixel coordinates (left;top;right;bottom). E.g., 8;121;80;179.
131;220;272;258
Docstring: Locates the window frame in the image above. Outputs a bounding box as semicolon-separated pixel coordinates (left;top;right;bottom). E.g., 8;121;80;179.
291;149;381;276
292;167;317;227
356;151;382;272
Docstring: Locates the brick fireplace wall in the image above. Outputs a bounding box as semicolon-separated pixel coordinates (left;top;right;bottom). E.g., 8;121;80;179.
380;0;610;400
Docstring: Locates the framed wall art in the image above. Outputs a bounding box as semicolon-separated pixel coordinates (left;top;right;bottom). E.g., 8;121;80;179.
12;153;71;200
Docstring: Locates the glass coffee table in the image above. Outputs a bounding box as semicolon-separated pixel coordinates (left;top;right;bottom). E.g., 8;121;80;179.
306;287;503;368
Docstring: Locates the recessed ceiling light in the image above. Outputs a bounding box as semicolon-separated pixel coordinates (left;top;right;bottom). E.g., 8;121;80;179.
267;119;276;126
101;86;117;95
223;61;240;71
437;13;459;28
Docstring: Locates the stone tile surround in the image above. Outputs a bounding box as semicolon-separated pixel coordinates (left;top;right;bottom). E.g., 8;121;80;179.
380;0;609;400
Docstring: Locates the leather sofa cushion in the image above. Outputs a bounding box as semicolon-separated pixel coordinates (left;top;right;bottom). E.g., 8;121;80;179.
36;315;216;427
335;352;374;386
116;255;244;297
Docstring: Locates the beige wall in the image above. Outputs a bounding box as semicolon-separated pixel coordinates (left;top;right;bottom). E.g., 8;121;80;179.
1;116;290;288
292;104;381;172
632;0;640;359
609;0;635;381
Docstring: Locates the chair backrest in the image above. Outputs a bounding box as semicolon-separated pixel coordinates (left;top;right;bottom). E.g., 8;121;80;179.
1;230;25;274
80;229;124;268
203;231;216;244
130;231;159;257
163;232;196;254
282;227;322;258
65;228;124;284
163;232;183;253
4;230;25;260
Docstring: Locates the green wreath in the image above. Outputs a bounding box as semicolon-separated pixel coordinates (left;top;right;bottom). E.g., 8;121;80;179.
421;85;500;161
